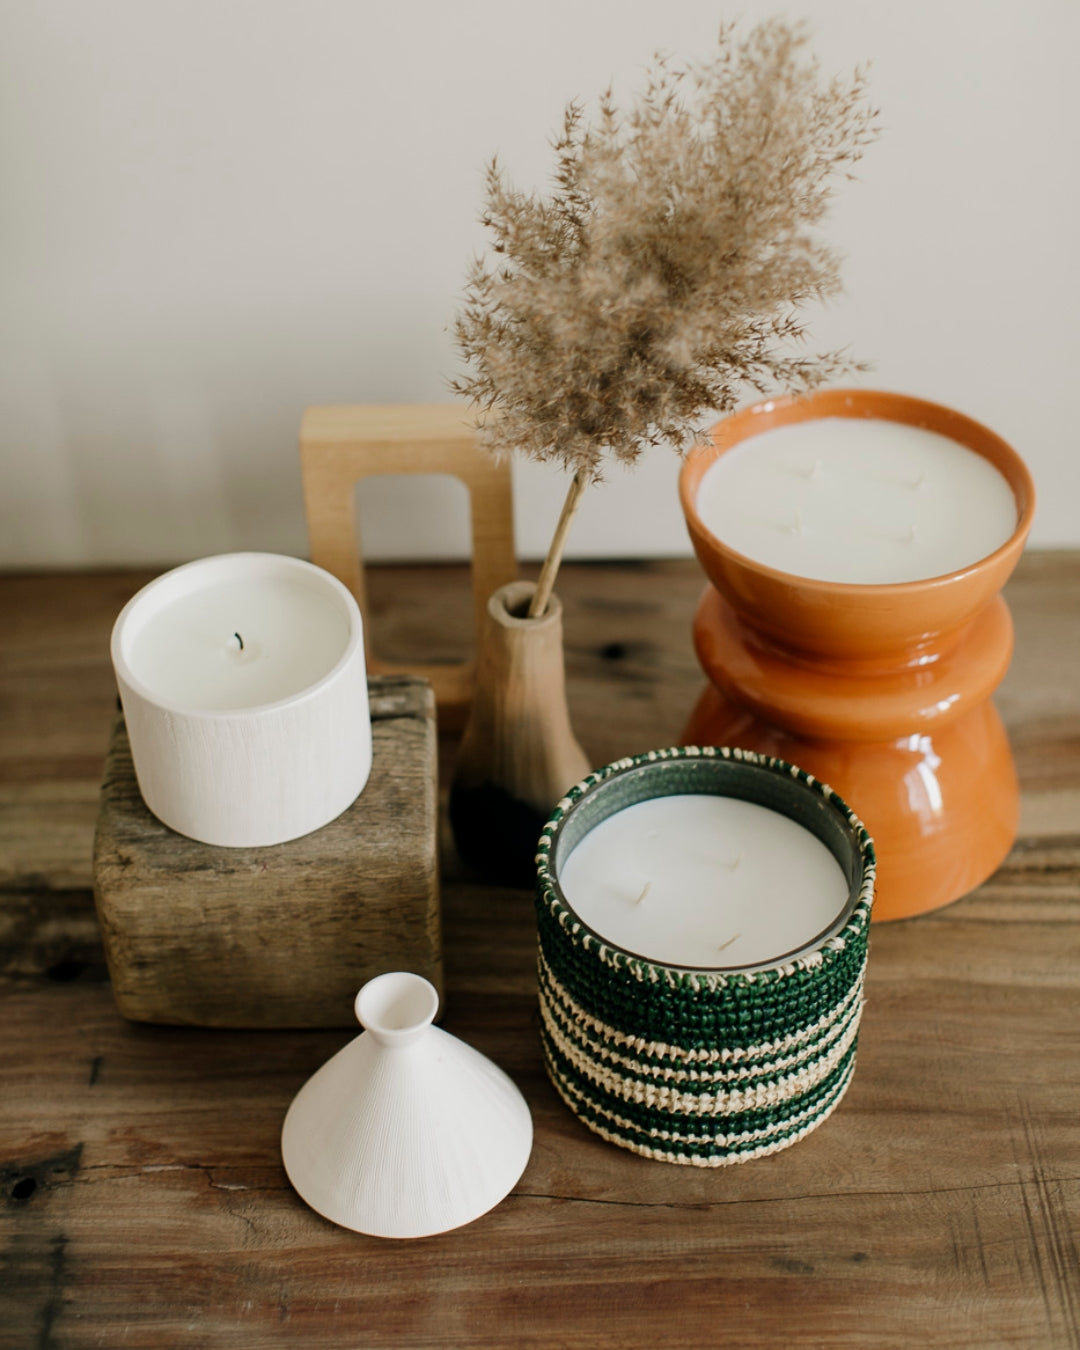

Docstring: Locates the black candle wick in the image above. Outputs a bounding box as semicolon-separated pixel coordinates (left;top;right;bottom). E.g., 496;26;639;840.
234;632;244;652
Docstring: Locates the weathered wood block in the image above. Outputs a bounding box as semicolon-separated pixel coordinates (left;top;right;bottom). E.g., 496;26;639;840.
92;675;440;1028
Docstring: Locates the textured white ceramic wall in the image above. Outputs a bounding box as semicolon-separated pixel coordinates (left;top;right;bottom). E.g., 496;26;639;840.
2;0;1076;566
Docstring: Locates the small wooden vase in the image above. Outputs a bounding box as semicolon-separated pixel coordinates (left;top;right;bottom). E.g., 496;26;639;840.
450;580;590;887
679;390;1036;922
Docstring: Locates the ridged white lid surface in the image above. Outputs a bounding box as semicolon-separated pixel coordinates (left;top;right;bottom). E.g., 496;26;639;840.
281;972;533;1239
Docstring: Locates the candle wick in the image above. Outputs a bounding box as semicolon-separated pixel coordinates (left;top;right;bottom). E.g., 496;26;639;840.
234;632;244;651
788;510;803;537
726;851;743;870
905;523;919;545
716;933;741;954
632;881;651;906
910;472;926;490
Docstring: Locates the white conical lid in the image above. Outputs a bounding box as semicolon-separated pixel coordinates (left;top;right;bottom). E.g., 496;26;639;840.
281;972;533;1238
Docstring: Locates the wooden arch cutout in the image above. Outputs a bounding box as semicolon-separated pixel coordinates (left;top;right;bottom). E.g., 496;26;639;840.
300;404;517;730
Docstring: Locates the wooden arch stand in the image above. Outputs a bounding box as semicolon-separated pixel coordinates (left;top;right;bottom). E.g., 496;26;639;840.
300;405;517;732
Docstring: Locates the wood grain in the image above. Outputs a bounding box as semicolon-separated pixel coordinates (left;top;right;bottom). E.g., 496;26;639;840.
92;677;439;1028
1;556;1078;1349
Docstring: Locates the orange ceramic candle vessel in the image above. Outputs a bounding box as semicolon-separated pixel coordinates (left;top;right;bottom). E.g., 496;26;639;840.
680;389;1035;921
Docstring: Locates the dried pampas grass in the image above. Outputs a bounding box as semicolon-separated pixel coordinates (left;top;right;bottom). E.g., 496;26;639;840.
452;20;878;614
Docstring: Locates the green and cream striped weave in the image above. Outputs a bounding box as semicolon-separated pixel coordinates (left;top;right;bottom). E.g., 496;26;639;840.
534;746;876;1166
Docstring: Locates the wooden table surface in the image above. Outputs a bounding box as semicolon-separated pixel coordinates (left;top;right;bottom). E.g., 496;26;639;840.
1;556;1078;1350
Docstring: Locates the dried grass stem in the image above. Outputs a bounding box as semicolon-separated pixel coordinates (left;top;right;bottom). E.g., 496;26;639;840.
529;470;589;618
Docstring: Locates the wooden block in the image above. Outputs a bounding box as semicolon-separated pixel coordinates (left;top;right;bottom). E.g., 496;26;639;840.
92;676;440;1028
300;404;517;729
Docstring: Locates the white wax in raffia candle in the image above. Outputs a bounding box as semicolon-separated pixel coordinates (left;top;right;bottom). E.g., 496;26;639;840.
695;417;1018;584
558;794;849;968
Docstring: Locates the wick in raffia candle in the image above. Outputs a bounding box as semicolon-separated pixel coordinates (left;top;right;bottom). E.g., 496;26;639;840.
534;747;876;1167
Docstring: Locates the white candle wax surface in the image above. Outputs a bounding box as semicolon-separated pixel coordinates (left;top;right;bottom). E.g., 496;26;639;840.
123;573;352;712
695;417;1017;585
557;794;850;969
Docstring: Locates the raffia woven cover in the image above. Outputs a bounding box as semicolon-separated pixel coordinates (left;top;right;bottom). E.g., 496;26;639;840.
535;746;876;1167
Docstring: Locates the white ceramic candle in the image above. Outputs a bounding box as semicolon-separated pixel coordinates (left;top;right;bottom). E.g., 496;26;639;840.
558;793;849;968
695;417;1018;584
111;553;371;847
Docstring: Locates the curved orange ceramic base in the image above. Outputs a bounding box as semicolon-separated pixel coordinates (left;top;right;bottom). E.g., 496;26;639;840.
684;680;1018;921
678;390;1035;923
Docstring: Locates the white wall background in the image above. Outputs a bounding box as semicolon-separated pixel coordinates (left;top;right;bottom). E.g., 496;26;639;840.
2;0;1077;568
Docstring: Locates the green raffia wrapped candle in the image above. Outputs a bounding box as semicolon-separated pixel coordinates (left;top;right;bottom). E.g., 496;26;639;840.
534;746;876;1166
